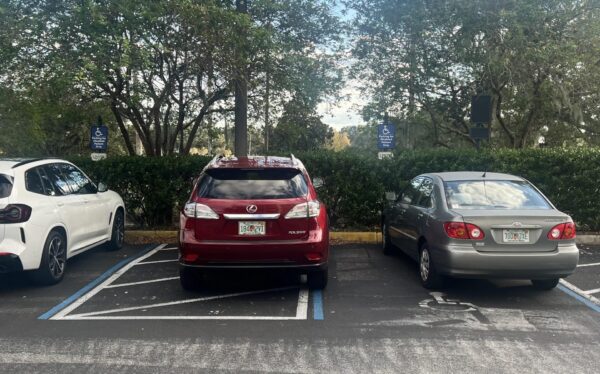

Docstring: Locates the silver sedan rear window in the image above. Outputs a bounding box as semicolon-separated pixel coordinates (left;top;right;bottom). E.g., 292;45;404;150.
444;180;552;210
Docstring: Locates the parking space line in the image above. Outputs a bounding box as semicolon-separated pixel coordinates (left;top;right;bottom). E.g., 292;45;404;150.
48;244;167;320
558;279;600;313
104;277;180;289
38;244;166;320
577;262;600;268
296;289;309;319
583;288;600;295
312;289;324;320
63;287;303;319
60;315;306;320
159;247;178;251
135;259;178;265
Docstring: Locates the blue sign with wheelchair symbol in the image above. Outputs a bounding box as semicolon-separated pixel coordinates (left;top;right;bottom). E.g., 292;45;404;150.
90;126;108;151
377;124;395;150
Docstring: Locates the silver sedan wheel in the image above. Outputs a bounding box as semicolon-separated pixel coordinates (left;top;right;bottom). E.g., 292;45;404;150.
420;248;430;282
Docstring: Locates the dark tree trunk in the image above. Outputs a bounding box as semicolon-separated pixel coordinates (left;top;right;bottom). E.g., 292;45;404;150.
234;0;249;157
110;103;136;155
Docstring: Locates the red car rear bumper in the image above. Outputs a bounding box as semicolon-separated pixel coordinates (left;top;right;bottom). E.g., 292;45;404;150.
178;228;329;270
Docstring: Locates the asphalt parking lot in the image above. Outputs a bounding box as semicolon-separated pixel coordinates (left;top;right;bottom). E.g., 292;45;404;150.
1;243;600;373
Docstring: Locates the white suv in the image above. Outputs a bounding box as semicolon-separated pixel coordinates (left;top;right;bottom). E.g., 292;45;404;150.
0;158;125;285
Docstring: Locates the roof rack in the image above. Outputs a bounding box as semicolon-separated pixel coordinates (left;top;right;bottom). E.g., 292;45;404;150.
11;158;45;169
209;153;226;167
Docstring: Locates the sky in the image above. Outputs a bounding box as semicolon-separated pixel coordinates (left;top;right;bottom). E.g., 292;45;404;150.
316;2;367;131
317;79;367;131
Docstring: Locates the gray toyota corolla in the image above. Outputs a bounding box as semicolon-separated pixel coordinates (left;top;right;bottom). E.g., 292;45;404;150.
382;172;579;290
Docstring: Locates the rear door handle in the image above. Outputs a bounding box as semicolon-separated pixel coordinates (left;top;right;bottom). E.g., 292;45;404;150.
417;213;424;219
57;202;64;207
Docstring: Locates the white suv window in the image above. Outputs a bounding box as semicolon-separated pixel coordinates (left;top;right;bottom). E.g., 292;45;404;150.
0;174;12;198
44;164;71;195
58;164;97;194
25;168;46;195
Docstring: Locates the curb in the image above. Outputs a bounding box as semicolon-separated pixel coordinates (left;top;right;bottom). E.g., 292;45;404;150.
125;231;177;245
124;231;384;245
124;230;600;246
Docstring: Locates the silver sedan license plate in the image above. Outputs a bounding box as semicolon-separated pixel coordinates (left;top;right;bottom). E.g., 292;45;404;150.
503;229;529;243
239;221;266;236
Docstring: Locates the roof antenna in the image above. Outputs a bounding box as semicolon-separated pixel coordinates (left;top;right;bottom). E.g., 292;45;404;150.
482;170;487;178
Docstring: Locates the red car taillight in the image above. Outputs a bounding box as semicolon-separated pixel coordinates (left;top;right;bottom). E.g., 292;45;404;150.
444;222;485;240
285;201;320;219
183;202;219;219
0;204;32;223
547;222;576;240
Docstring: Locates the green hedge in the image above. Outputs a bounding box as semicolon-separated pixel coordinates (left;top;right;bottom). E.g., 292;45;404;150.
71;148;600;231
70;156;211;227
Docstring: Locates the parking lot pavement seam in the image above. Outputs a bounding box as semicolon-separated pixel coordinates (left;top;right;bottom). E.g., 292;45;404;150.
558;280;600;313
37;244;165;320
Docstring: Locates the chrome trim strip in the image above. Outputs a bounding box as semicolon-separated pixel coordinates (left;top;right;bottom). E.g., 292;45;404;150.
223;213;281;220
389;226;417;240
490;225;542;229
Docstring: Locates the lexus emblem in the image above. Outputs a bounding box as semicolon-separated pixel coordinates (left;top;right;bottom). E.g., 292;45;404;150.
512;222;523;228
246;205;258;214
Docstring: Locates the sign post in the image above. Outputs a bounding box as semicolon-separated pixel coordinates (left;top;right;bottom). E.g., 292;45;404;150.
469;95;491;150
90;116;108;161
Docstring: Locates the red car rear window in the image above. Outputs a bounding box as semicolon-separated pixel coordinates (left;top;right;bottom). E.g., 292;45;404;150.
197;169;308;199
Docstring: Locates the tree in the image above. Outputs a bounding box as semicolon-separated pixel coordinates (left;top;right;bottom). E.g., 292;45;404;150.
271;98;333;152
2;1;259;156
348;0;600;149
329;130;351;151
1;0;343;156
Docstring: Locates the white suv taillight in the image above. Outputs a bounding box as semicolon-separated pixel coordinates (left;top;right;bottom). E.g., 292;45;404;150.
183;202;219;219
285;201;320;219
0;204;32;223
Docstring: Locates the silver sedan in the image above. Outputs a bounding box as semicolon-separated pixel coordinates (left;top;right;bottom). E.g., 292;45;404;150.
382;172;579;289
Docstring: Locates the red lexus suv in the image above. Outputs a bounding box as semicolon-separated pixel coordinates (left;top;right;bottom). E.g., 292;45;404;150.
178;155;329;290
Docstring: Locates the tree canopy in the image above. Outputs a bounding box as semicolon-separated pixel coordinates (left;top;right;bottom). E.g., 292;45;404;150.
1;0;600;156
0;0;341;156
348;0;600;148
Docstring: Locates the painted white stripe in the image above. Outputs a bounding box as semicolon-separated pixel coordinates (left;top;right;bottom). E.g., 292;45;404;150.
135;259;179;265
64;287;301;318
51;244;167;320
295;289;309;319
559;279;600;306
104;277;180;289
61;315;306;321
159;247;178;251
577;262;600;268
583;288;600;295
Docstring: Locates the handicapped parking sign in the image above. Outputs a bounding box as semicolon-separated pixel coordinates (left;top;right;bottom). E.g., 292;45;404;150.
90;126;108;151
377;123;396;150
